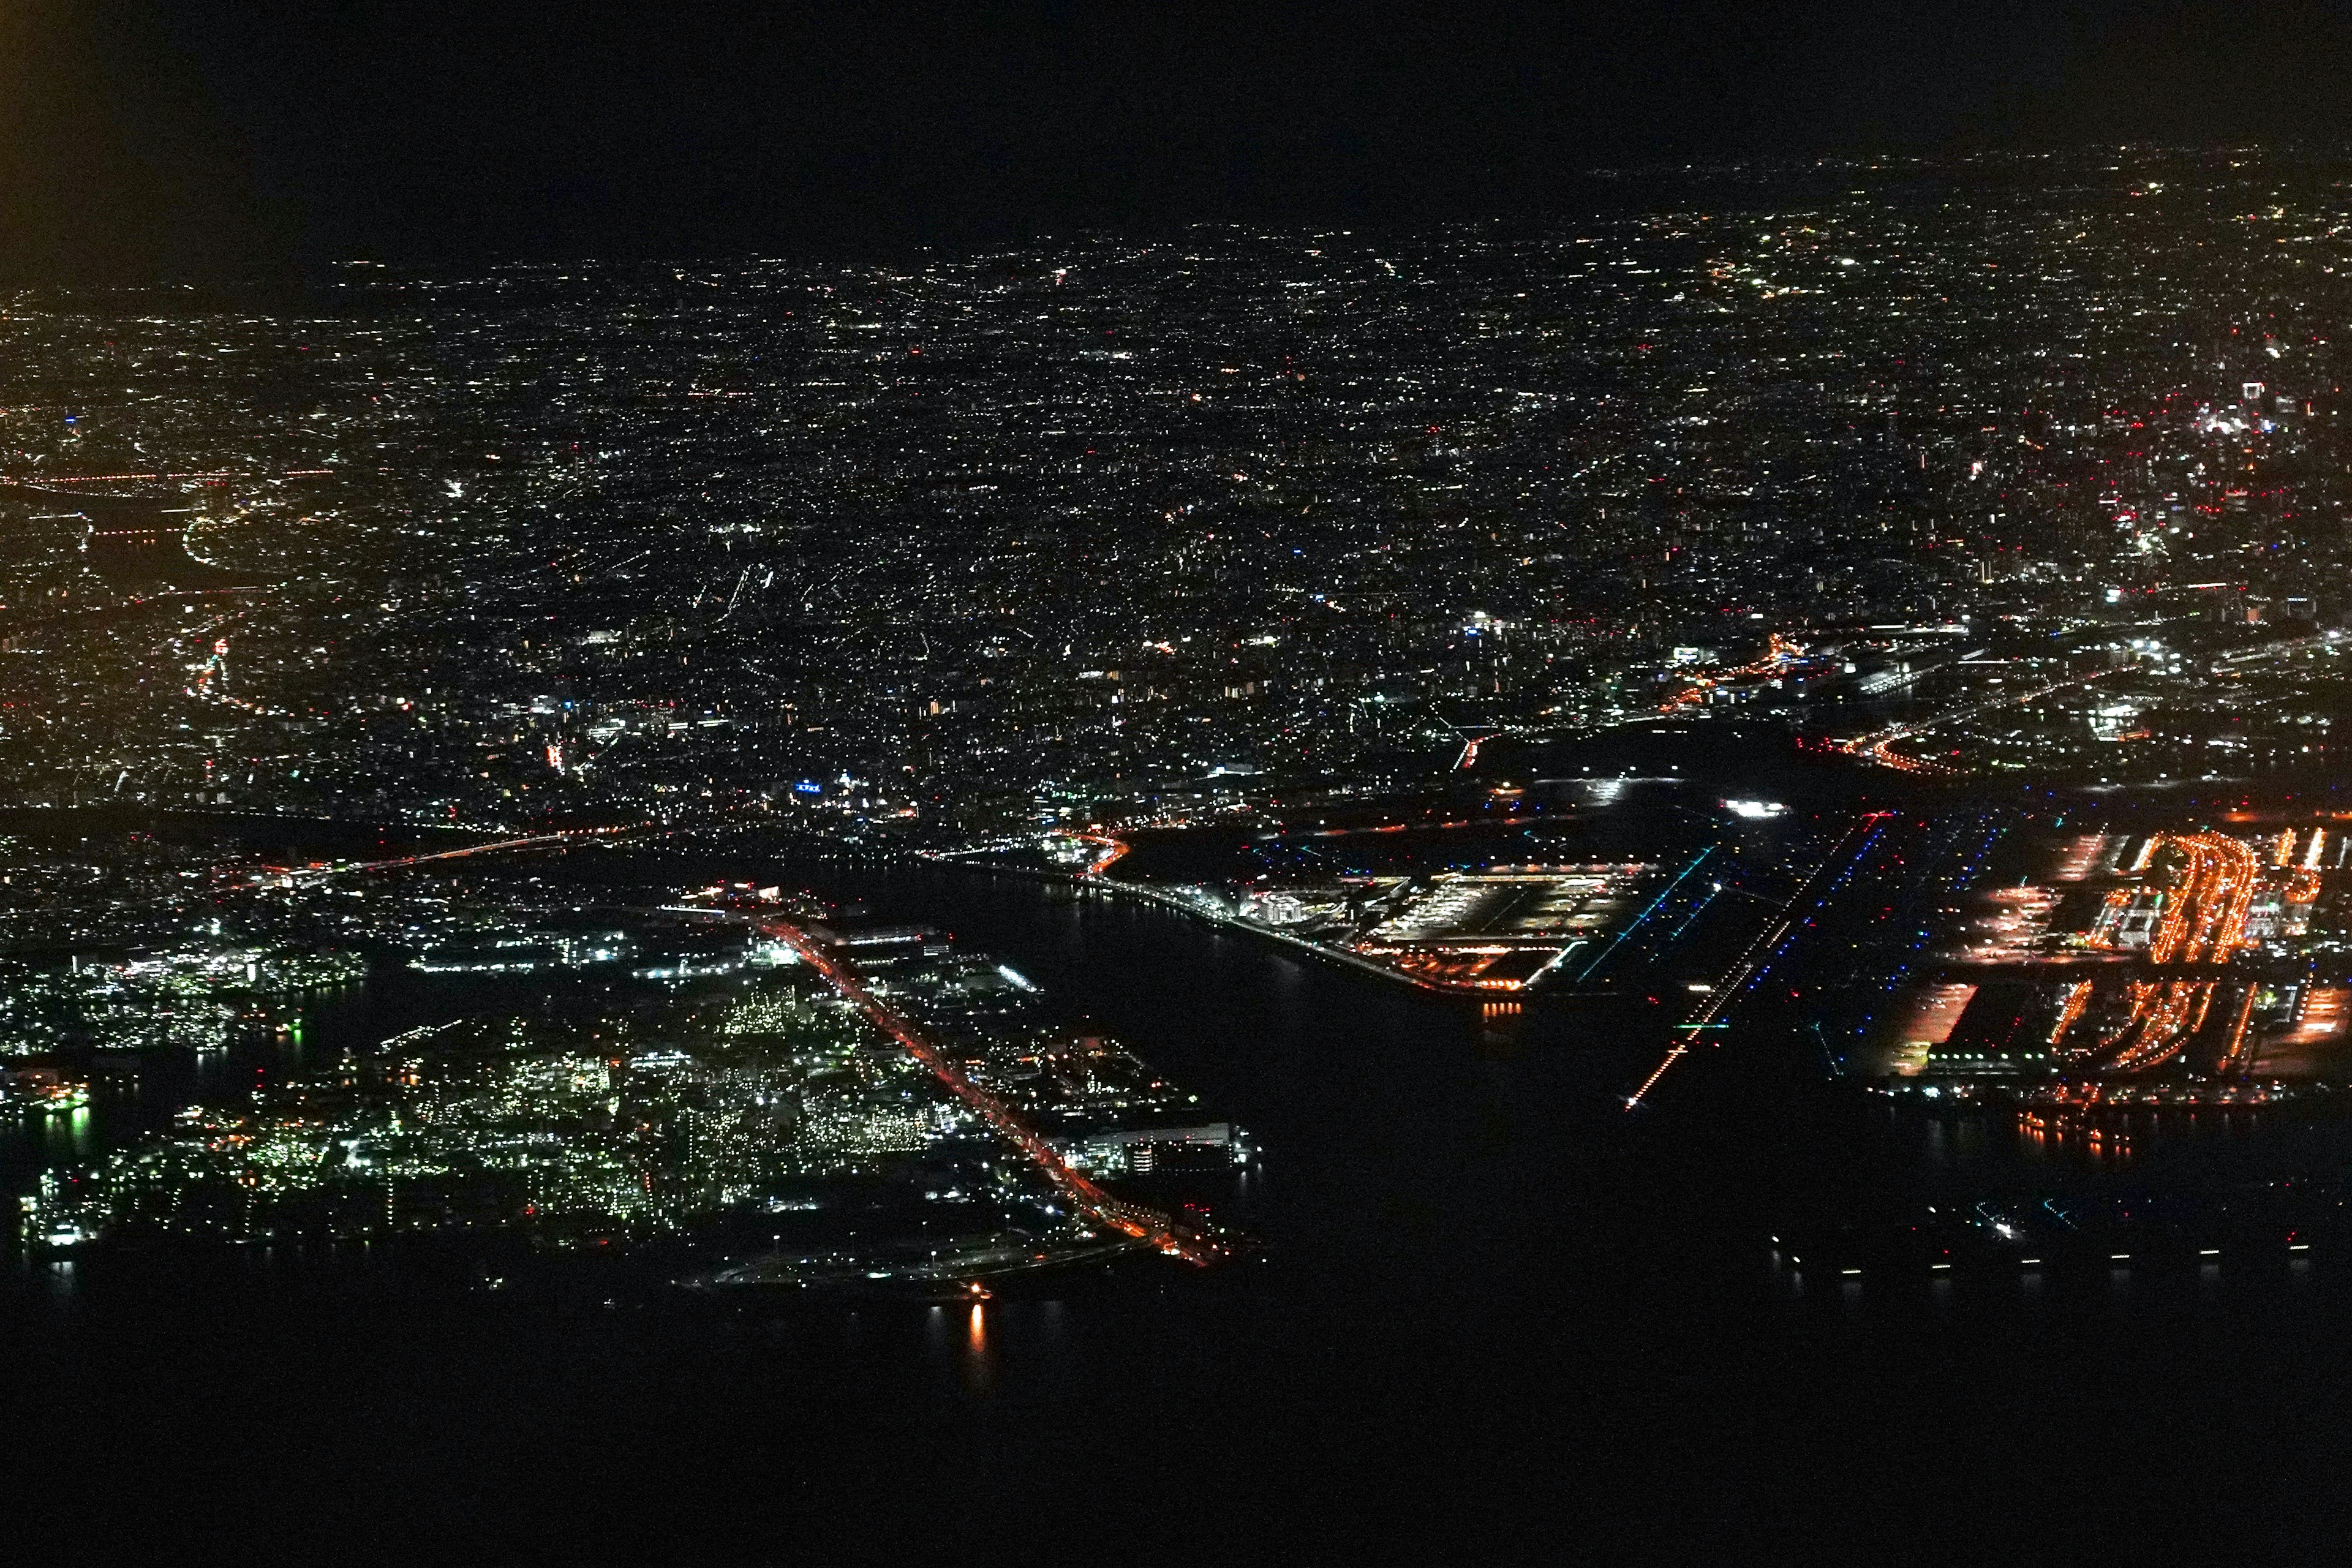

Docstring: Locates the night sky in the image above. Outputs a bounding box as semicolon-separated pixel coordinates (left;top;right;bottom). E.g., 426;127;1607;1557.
8;1;2352;282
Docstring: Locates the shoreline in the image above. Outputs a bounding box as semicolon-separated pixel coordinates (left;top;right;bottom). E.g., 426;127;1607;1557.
919;853;1558;1000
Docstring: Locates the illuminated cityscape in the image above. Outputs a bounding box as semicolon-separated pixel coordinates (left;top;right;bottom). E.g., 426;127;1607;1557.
20;44;2352;1544
12;146;2352;1308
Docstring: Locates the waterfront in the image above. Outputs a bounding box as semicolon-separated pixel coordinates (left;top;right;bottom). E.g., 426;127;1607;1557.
11;850;2352;1559
25;72;2352;1560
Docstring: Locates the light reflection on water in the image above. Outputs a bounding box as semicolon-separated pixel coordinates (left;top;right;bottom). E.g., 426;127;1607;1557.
963;1303;995;1395
40;1106;93;1162
1900;1101;2352;1196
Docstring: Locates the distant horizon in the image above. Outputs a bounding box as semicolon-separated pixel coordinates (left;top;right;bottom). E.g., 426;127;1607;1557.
14;140;2352;292
14;0;2352;283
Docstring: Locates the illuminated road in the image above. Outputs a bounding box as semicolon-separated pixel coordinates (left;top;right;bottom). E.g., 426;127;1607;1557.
0;467;334;488
1074;831;1129;878
1657;633;1801;714
2211;627;2346;670
2072;830;2263;1073
217;822;1225;1268
1839;668;2115;775
2219;984;2261;1075
762;917;1227;1266
2048;979;2095;1052
258;823;645;885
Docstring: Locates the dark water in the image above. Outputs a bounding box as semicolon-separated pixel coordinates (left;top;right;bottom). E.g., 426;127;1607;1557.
10;858;2352;1559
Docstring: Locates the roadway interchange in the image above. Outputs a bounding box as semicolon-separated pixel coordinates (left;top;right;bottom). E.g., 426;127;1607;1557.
2059;829;2264;1074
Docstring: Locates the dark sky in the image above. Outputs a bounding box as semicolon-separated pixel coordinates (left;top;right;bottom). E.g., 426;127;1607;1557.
7;1;2352;282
